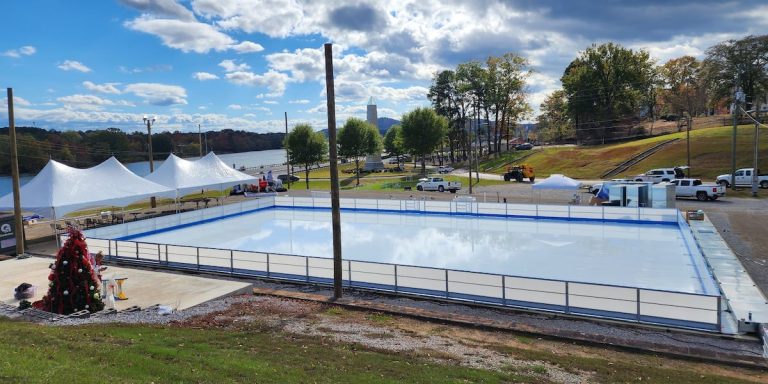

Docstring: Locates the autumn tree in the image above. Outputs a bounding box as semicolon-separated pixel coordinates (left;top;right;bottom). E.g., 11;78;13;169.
537;90;574;143
701;34;768;111
561;43;656;143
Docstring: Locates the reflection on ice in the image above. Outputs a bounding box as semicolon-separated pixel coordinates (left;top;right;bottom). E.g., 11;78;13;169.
129;208;715;294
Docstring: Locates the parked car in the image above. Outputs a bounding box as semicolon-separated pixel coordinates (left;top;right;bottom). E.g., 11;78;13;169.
716;168;768;188
277;174;300;183
515;143;534;150
633;167;686;183
670;179;725;201
437;166;454;174
416;177;461;193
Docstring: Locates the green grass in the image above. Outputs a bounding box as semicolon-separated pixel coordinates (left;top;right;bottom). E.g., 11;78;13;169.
289;175;505;192
479;125;768;180
0;319;539;384
491;344;759;384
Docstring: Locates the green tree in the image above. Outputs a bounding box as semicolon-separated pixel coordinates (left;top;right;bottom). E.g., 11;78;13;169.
561;42;656;143
337;118;382;186
537;90;574;143
285;124;327;189
660;56;707;124
383;124;405;165
400;108;448;174
701;35;768;111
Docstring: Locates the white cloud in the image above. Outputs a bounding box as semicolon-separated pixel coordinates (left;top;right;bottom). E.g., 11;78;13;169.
83;81;122;94
56;94;135;110
118;0;196;21
124;83;188;106
224;69;290;97
227;104;242;110
58;60;92;73
289;99;310;104
230;40;264;53
192;0;304;37
1;96;32;106
2;46;35;58
218;59;250;72
263;100;278;105
119;64;173;73
125;16;235;54
193;71;219;80
2;45;36;58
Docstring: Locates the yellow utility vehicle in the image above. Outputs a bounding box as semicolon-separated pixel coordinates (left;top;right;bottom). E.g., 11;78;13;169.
503;164;535;182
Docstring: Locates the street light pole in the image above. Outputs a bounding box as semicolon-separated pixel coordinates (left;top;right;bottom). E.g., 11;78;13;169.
144;115;157;208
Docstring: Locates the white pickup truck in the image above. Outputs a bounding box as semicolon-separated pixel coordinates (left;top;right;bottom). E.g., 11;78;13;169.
716;168;768;188
416;177;461;193
633;167;686;183
670;179;725;201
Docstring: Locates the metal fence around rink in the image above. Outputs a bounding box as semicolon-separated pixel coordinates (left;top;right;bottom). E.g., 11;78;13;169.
82;240;721;332
76;196;719;332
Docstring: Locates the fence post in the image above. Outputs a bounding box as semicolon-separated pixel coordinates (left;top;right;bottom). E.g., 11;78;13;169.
445;269;449;298
501;276;506;305
305;256;309;282
394;264;398;293
157;244;161;263
108;240;113;260
565;282;570;314
165;244;168;264
266;253;270;277
230;250;234;276
348;260;352;287
636;289;641;322
135;242;139;260
717;297;722;332
196;247;200;271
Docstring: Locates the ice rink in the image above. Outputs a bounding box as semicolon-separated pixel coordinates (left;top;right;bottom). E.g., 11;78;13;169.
126;208;718;295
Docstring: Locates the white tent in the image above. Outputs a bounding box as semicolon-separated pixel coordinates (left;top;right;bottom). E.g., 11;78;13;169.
531;174;582;190
0;157;175;218
144;152;258;194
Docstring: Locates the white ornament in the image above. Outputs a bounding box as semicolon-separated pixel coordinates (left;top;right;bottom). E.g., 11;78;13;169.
78;269;83;273
63;290;69;295
85;305;89;309
90;285;94;291
63;261;68;266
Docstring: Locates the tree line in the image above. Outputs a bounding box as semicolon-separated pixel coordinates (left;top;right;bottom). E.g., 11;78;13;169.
428;53;531;162
285;108;448;189
0;126;285;175
537;35;768;144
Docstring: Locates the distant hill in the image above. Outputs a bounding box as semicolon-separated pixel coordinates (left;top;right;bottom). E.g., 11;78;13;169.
377;117;400;135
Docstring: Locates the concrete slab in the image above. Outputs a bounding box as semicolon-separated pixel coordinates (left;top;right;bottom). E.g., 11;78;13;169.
0;257;251;311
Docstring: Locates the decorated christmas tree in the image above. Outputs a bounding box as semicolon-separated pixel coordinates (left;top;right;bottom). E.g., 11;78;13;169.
34;228;105;314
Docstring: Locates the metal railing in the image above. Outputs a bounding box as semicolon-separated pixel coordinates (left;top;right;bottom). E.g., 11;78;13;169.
82;236;721;332
75;197;719;332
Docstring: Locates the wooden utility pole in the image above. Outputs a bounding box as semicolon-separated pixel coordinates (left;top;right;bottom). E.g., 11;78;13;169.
7;88;25;256
732;85;742;188
324;43;343;299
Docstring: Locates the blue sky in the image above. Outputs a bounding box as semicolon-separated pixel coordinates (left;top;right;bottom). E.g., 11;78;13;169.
1;0;766;133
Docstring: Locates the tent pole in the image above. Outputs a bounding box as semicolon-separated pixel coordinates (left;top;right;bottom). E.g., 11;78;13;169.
53;208;60;249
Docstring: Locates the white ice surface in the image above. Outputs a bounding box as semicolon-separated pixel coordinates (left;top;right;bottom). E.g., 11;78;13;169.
126;208;717;294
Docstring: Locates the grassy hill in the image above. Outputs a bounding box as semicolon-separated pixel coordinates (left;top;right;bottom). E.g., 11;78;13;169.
483;124;768;180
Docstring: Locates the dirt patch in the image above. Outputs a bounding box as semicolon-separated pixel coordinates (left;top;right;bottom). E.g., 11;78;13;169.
171;296;768;383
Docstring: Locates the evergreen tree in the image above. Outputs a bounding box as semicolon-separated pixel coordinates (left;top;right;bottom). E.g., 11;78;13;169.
34;228;105;314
